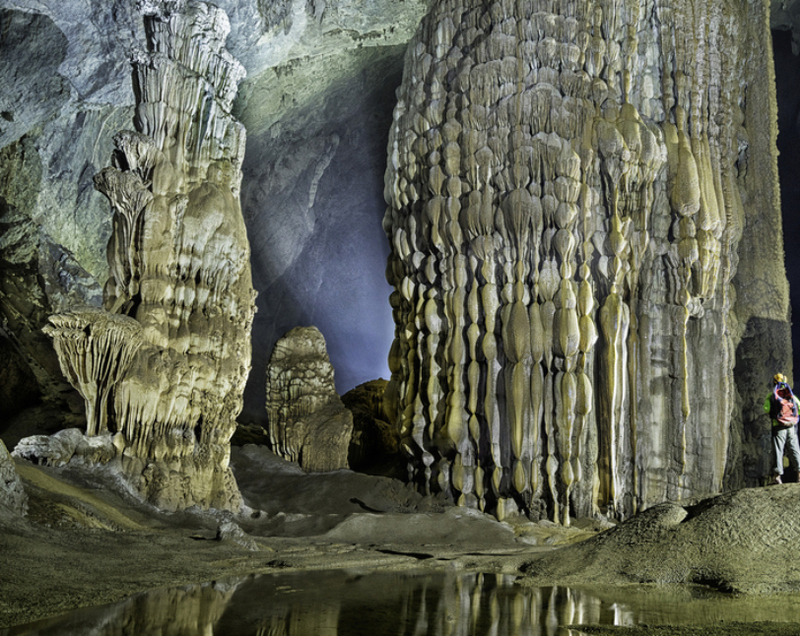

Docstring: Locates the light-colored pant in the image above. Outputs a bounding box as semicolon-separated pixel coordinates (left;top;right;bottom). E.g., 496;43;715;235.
773;426;800;476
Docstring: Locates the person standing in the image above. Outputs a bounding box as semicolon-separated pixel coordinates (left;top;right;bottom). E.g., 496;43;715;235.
764;373;800;485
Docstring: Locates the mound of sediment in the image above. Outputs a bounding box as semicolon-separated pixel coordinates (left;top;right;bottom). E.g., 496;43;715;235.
519;485;800;594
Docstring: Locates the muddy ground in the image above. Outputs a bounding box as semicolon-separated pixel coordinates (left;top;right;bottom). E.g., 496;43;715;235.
3;442;800;635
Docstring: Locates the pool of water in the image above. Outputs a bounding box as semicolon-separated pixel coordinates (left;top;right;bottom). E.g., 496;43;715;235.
6;569;800;635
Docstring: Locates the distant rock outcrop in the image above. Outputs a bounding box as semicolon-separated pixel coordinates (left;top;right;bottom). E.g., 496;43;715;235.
342;379;401;471
265;326;353;472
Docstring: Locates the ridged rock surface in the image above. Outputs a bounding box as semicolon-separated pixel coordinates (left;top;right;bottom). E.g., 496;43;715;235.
39;0;256;511
265;326;353;472
383;0;790;521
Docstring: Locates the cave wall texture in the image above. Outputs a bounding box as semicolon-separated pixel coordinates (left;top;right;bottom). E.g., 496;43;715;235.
0;0;798;519
383;0;791;522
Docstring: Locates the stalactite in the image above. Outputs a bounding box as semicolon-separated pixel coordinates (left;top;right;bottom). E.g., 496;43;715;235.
384;0;750;521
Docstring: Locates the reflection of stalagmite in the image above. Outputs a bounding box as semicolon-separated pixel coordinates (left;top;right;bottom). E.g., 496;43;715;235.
41;0;255;511
384;0;759;521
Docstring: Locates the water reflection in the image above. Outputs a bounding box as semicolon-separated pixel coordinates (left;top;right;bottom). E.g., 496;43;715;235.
6;570;800;636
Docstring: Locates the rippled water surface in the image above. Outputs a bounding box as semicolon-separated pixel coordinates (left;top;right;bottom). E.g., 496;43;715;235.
7;569;800;635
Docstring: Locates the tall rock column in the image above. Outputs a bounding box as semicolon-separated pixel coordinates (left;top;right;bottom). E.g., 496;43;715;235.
43;0;256;511
384;0;782;522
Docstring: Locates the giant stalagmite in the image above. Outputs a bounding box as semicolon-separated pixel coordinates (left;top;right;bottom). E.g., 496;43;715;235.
383;0;790;521
41;0;256;511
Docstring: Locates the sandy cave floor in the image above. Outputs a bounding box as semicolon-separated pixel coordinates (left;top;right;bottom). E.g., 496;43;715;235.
3;443;800;635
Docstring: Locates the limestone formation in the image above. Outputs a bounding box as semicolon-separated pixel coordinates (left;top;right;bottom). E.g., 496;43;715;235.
519;484;800;594
383;0;786;522
42;308;143;437
13;428;117;467
0;439;27;516
1;0;430;430
216;520;259;551
39;0;256;511
265;326;353;472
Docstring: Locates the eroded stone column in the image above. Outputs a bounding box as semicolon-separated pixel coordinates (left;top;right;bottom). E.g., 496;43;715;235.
384;0;763;522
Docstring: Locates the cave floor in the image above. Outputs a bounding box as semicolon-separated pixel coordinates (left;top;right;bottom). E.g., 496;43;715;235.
3;445;800;636
0;444;582;629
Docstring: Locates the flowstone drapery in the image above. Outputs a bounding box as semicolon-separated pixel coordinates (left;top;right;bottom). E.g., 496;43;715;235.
41;0;256;510
384;0;780;522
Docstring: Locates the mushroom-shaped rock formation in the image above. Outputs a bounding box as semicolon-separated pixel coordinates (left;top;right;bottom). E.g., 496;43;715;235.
36;0;256;512
383;0;788;522
42;308;143;437
265;326;353;472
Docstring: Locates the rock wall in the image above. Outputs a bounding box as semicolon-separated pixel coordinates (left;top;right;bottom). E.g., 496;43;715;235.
383;0;790;521
41;0;256;511
773;0;800;53
0;135;102;424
